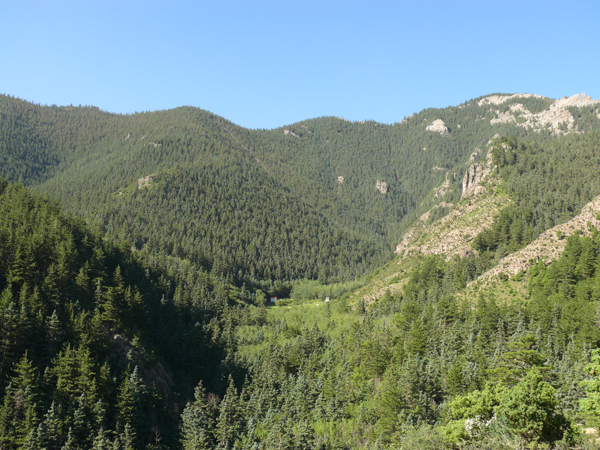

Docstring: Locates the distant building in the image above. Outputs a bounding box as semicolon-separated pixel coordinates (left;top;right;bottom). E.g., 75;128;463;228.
270;297;277;303
325;297;330;302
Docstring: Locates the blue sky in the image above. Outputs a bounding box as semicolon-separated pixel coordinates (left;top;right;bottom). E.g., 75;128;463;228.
1;0;598;129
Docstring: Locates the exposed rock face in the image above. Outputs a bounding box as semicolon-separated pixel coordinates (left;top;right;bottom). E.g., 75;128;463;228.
126;132;132;140
470;149;481;161
394;194;510;261
484;93;600;135
434;172;458;198
420;202;454;222
337;176;344;184
462;151;493;199
426;119;449;136
148;142;161;148
488;134;501;145
376;180;388;194
435;179;451;198
470;195;600;285
138;175;154;190
478;93;545;106
283;129;298;137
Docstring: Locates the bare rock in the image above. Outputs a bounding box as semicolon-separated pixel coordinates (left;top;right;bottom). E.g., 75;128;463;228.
138;175;154;190
435;178;451;198
462;151;493;199
337;176;344;184
426;119;449;136
469;195;600;286
488;134;502;145
394;194;510;260
126;132;132;140
486;93;600;135
148;142;161;148
478;93;545;106
376;180;388;194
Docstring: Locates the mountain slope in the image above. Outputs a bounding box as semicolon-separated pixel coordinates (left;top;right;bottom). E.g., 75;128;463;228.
2;92;600;287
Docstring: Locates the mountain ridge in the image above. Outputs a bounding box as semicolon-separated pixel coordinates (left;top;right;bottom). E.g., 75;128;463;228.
3;91;600;449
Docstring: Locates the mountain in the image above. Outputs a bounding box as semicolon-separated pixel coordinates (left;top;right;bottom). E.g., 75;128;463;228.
3;92;600;288
2;92;600;449
0;179;248;448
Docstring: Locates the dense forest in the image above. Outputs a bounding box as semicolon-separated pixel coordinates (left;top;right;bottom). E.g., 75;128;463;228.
4;178;600;449
5;93;597;286
0;180;246;448
3;93;600;448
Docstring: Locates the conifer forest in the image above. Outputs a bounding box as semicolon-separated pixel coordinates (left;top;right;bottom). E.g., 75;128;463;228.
2;93;600;449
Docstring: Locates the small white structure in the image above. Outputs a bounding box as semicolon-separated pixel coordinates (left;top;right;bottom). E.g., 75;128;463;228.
270;297;277;303
325;297;330;302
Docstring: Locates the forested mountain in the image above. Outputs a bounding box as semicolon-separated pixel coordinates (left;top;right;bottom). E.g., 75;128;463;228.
3;92;600;449
4;93;598;286
0;179;251;448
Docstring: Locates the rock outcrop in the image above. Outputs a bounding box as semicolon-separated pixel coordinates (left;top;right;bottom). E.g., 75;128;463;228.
138;175;154;189
470;149;481;161
435;179;451;198
426;119;449;136
337;176;344;184
470;195;600;286
462;151;493;199
394;194;510;261
483;93;600;135
478;93;545;106
376;180;388;194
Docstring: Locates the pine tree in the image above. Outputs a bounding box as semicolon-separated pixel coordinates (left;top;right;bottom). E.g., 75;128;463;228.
0;383;17;449
92;427;112;450
215;376;243;448
116;366;146;446
181;381;215;450
44;310;65;363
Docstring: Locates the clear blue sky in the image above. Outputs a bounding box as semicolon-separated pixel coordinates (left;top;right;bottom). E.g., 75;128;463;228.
2;0;598;129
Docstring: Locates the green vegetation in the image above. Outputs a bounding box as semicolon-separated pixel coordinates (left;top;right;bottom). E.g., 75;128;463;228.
3;93;600;448
473;133;600;260
0;94;579;287
0;180;246;448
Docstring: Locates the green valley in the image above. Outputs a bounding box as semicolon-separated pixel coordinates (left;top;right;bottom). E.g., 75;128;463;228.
2;92;600;449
